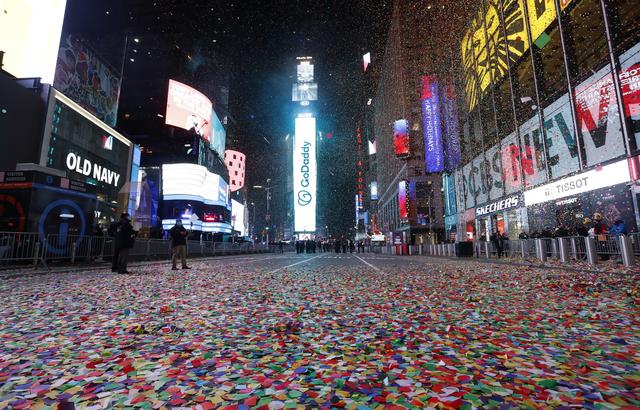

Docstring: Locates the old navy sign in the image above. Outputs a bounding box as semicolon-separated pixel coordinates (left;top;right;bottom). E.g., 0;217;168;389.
421;76;444;173
524;159;631;206
66;153;121;187
475;194;521;217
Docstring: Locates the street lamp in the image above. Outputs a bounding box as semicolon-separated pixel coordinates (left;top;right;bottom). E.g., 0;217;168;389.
253;178;272;244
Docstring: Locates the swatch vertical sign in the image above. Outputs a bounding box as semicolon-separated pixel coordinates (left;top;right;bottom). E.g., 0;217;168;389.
421;76;444;173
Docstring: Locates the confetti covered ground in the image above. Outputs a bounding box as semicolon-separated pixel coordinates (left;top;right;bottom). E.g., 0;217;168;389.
1;253;639;409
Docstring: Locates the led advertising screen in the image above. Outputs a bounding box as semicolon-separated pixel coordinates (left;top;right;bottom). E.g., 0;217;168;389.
293;116;317;233
398;180;408;219
421;76;444;173
162;163;229;208
54;34;122;127
394;119;410;157
297;62;314;83
231;199;246;235
292;83;318;102
0;0;67;83
224;150;246;192
165;80;212;142
368;140;377;155
210;109;226;156
363;52;371;72
43;91;132;202
370;181;378;200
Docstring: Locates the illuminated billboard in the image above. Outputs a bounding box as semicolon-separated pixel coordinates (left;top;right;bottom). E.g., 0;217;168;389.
54;34;122;127
231;199;246;235
292;83;318;102
370;181;379;200
398;180;408;219
0;0;67;83
165;80;212;142
162;163;229;208
368;140;377;155
363;52;371;72
421;76;444;173
294;116;317;232
394;120;410;157
211;109;226;156
224;150;246;192
297;62;314;83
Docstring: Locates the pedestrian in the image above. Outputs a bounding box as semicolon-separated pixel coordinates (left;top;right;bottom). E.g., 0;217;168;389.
115;213;136;274
341;239;347;254
490;230;503;258
592;212;610;261
576;218;590;237
349;240;355;253
169;220;191;270
335;239;341;253
541;227;553;238
107;216;123;272
278;240;284;253
518;231;529;239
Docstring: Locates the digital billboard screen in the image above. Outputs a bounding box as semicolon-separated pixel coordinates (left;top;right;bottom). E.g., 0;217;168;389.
294;117;317;232
292;83;318;102
231;199;246;235
398;180;408;219
210;109;226;156
165;80;212;142
421;76;444;173
0;0;67;83
370;181;378;200
297;62;314;83
393;120;410;157
54;34;122;127
162;163;229;208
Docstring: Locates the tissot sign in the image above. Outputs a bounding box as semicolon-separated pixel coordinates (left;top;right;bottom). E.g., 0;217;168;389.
294;116;317;232
524;159;631;206
475;194;521;217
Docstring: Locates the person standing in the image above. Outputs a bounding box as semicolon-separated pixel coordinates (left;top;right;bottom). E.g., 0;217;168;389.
490;230;504;258
108;215;125;272
115;213;136;274
169;220;190;270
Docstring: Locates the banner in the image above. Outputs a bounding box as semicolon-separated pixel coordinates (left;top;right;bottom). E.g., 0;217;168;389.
54;34;122;127
442;79;461;171
293;117;317;232
394;120;410;157
421;76;444;173
398;180;408;219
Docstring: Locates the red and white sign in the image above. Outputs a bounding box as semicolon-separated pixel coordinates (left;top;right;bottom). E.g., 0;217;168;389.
165;80;212;142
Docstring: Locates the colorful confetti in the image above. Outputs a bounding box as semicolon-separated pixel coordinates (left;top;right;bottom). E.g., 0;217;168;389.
1;255;639;409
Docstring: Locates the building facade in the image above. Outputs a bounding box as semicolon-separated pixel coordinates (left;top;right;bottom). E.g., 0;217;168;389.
451;0;640;240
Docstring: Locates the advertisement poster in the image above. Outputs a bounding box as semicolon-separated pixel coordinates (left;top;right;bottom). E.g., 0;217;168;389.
472;153;489;206
421;76;444;173
135;167;160;229
542;93;580;179
442;79;461;171
575;65;626;167
393;119;410;157
519;115;547;188
485;144;504;200
165;80;212;142
619;41;640;150
500;132;523;195
54;34;122;127
398;180;408;219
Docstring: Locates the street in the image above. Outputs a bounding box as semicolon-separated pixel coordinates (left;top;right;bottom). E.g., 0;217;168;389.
1;254;639;409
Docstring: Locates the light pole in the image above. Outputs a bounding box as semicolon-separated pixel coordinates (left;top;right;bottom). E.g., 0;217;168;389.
253;178;272;244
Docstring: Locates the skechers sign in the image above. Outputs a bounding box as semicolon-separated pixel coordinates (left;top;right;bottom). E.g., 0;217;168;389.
294;116;317;232
524;159;631;206
475;195;521;217
65;153;121;187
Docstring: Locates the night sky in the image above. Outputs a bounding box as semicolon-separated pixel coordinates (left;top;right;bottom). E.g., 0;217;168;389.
61;0;392;237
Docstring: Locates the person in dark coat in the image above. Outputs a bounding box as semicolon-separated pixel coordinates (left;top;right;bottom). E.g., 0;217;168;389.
115;213;136;274
169;220;190;270
490;230;504;258
108;217;123;272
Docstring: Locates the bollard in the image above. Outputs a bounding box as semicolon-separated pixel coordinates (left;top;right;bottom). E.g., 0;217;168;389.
483;242;490;259
419;244;423;255
97;238;105;262
438;244;443;256
619;235;635;267
70;243;76;264
584;236;597;265
408;245;412;256
535;239;547;262
520;240;526;258
558;238;570;263
33;242;40;266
